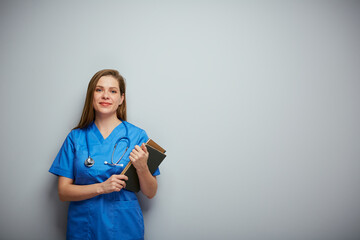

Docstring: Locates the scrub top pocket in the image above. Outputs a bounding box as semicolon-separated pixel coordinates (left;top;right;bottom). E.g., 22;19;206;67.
111;200;144;240
67;200;90;239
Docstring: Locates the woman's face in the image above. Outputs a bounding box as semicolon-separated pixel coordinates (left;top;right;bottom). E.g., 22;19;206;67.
93;75;124;118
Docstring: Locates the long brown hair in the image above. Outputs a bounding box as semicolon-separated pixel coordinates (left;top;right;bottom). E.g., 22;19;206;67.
74;69;127;129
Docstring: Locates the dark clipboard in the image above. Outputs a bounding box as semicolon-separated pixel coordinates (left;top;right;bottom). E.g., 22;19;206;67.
121;139;166;192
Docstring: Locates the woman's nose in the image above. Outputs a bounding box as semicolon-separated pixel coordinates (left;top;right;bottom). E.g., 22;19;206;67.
102;90;110;99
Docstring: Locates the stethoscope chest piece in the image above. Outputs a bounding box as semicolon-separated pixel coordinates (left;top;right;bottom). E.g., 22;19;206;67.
85;156;95;168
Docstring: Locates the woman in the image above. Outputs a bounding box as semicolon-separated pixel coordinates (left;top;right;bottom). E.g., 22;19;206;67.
49;69;159;240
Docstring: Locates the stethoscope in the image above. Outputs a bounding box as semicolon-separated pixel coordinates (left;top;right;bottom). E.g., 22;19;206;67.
84;121;130;168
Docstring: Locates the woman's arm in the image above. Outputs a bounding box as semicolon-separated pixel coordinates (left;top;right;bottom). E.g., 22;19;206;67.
137;169;158;199
130;144;158;199
58;174;128;202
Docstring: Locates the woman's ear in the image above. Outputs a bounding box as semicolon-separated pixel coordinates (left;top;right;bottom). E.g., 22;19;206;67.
119;93;125;106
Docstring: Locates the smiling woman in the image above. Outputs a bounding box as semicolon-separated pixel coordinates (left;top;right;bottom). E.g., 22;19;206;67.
93;76;124;120
92;76;126;138
76;70;127;129
49;69;159;240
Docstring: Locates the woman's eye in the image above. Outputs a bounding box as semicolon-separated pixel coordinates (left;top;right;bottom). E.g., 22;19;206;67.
95;88;102;92
111;90;117;93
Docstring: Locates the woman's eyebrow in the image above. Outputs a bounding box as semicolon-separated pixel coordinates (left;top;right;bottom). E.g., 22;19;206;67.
95;85;119;90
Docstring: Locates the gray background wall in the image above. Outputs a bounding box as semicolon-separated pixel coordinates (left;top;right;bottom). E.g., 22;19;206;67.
0;1;359;239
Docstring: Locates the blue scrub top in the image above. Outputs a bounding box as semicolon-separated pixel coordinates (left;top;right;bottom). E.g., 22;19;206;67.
49;121;160;240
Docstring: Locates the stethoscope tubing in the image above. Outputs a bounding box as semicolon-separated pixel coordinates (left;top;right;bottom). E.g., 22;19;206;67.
84;121;130;168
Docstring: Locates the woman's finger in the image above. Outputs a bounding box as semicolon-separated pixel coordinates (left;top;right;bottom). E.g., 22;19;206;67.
134;145;143;152
130;152;138;158
141;143;148;153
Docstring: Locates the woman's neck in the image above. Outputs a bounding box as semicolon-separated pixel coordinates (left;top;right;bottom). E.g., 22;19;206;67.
94;114;122;138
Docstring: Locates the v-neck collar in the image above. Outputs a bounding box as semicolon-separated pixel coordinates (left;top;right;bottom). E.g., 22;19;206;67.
89;121;125;144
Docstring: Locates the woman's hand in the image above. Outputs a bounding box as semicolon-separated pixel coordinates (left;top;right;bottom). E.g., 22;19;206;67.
129;143;149;173
129;143;158;199
100;174;128;194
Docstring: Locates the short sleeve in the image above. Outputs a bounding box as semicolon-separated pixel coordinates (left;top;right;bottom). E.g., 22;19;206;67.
137;130;160;177
49;132;75;179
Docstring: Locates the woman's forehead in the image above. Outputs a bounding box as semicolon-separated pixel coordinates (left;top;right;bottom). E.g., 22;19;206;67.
96;75;119;88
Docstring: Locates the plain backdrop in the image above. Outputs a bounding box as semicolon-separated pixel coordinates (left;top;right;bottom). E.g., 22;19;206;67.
0;1;359;240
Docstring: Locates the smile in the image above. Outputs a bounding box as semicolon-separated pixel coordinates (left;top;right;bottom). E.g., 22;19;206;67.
100;102;112;106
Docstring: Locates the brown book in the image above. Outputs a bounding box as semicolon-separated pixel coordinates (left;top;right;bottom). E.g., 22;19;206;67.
121;139;166;192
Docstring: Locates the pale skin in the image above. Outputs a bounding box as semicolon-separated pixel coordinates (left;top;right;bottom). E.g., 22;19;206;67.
58;75;157;201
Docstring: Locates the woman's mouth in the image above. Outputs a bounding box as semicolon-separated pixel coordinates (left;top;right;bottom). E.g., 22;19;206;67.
100;102;112;106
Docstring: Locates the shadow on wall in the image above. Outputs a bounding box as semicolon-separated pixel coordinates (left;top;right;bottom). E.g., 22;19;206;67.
137;192;154;214
48;177;68;237
137;176;165;214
